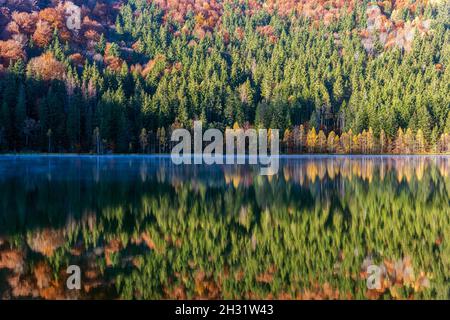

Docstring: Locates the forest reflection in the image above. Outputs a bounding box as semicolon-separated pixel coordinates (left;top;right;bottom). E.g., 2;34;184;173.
0;155;449;299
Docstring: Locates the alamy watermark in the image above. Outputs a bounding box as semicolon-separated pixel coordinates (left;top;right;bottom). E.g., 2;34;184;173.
66;265;81;290
171;121;280;175
366;265;383;290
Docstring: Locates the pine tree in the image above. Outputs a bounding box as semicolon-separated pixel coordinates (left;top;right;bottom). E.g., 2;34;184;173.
115;16;124;35
157;127;166;153
47;128;52;152
292;125;306;153
38;97;49;151
327;131;337;153
404;128;415;154
340;131;351;154
430;126;440;153
417;105;432;140
367;128;375;153
415;129;426;153
379;129;387;153
15;83;27;149
317;130;327;153
47;84;67;151
0;74;16;150
444;114;450;134
352;133;361;153
332;73;344;105
306;128;317;153
0;100;12;150
93;127;101;154
395;128;405;154
96;34;107;54
283;128;292;153
67;90;82;151
140;128;148;153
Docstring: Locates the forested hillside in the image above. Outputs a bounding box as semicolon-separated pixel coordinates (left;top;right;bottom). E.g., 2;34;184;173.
0;0;449;153
1;157;449;299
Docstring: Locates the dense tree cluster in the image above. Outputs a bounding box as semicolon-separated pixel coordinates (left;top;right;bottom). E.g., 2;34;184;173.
283;125;450;153
0;0;449;153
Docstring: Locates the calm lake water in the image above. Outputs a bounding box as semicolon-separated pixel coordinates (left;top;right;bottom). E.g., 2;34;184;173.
0;155;449;299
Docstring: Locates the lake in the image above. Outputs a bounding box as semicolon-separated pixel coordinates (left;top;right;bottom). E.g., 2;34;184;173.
0;155;448;299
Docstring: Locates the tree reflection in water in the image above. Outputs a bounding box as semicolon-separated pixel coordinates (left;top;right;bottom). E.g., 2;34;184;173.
0;155;448;299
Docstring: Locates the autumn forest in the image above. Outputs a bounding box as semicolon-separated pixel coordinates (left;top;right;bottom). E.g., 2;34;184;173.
0;0;449;154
